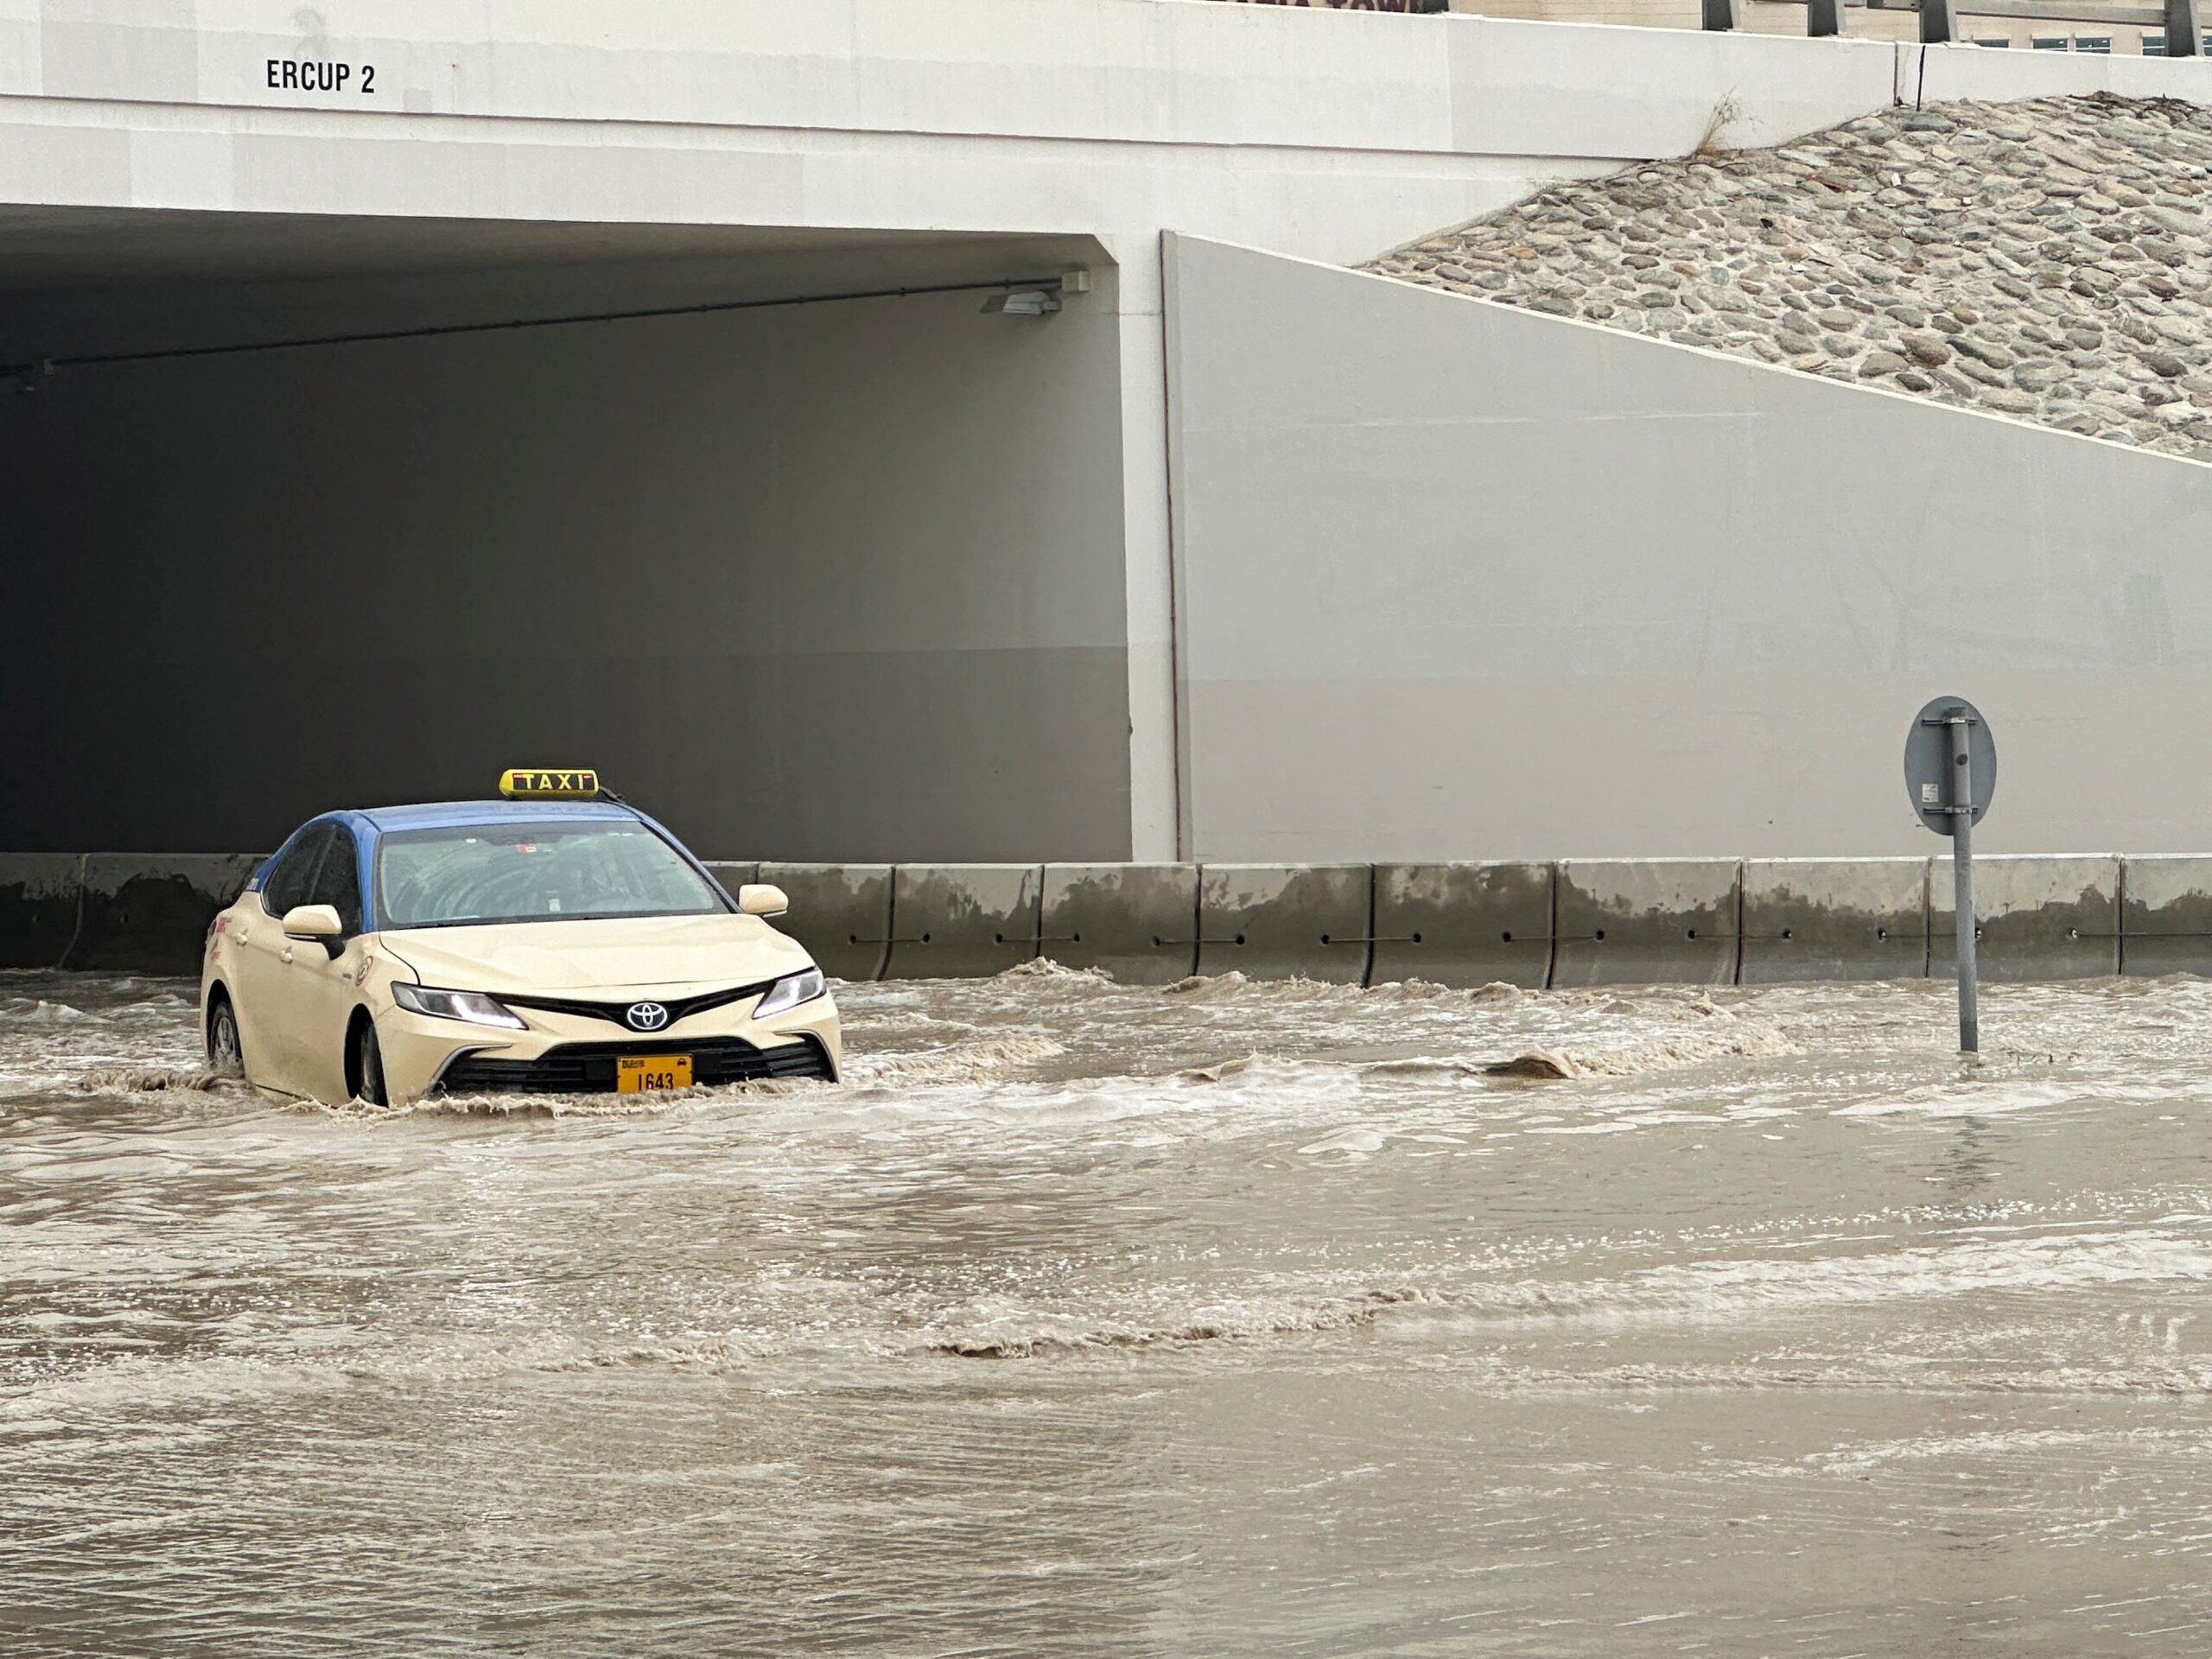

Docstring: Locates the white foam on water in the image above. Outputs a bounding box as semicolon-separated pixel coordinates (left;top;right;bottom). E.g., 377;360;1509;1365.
1388;1226;2212;1333
1484;1024;1799;1080
925;1287;1429;1359
4;1000;110;1026
844;1032;1068;1085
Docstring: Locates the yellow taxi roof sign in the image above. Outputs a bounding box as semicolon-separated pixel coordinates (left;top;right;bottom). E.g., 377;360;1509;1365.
499;768;601;800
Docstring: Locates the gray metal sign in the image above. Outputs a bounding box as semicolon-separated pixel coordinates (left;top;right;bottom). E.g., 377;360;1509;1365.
1904;696;1997;1054
1904;696;1996;836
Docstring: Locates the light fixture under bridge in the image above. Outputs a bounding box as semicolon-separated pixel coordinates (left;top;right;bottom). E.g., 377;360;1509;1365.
981;289;1059;317
981;270;1089;317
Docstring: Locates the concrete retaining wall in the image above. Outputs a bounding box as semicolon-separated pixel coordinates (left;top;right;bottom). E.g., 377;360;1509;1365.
755;862;893;984
2120;857;2212;978
1164;233;2212;863
1196;865;1374;984
0;854;85;970
1370;863;1554;988
1741;858;1929;984
1040;864;1200;986
0;852;265;977
887;865;1044;980
1552;861;1741;988
11;850;2202;988
1930;855;2121;982
73;854;265;977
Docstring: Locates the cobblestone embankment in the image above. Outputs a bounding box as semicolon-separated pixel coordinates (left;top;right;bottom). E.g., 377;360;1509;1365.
1367;94;2212;461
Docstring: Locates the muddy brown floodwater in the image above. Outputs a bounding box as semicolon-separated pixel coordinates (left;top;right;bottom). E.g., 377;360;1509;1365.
6;964;2212;1656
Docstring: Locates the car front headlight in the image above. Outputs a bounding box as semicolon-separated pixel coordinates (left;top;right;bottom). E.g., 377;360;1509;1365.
391;982;529;1030
753;967;826;1020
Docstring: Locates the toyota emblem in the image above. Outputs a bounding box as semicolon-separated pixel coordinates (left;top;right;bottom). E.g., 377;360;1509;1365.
625;1001;671;1032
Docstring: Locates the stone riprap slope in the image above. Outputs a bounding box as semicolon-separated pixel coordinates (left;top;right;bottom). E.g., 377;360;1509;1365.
1366;95;2212;461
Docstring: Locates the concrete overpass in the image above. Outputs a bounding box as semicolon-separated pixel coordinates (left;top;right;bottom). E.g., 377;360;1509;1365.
3;0;2208;864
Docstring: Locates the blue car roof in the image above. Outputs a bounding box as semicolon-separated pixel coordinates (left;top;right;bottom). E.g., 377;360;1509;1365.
355;800;644;833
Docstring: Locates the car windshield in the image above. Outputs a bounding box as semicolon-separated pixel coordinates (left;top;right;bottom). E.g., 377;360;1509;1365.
375;822;728;929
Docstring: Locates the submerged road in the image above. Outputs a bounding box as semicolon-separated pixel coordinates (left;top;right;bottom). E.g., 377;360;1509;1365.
4;965;2212;1655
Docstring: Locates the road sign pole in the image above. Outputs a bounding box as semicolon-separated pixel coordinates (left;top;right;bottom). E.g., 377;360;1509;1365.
1906;696;1994;1056
1948;714;1979;1054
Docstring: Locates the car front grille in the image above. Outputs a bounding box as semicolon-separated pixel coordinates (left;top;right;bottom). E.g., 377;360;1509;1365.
435;1034;836;1095
499;979;778;1028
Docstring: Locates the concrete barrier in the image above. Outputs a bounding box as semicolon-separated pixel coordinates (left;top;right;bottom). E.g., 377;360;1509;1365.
68;854;263;976
1930;855;2120;982
0;854;85;969
1039;863;1200;984
1552;860;1740;988
1195;865;1372;983
7;851;2188;986
756;862;893;983
887;864;1043;979
1740;858;1929;983
1370;862;1554;988
2121;856;2212;977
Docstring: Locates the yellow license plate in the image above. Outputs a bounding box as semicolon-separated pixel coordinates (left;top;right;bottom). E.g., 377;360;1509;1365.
617;1054;693;1093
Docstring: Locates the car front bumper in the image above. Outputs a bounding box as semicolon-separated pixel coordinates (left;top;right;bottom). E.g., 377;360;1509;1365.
372;992;842;1104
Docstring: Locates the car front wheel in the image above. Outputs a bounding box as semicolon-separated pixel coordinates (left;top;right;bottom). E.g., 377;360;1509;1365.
353;1019;390;1107
207;994;244;1077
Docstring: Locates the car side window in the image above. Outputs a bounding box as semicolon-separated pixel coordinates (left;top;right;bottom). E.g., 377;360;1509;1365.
305;825;365;936
261;824;333;918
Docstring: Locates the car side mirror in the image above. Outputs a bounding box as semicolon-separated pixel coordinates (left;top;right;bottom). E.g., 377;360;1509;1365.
281;905;346;957
738;883;790;918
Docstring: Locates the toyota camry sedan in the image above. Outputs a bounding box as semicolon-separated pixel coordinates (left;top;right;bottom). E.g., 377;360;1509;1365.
200;772;839;1105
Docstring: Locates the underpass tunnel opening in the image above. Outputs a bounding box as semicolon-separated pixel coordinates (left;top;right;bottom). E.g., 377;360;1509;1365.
0;212;1131;862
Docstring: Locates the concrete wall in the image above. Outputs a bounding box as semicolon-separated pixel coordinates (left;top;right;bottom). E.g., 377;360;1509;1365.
0;283;1133;860
1165;234;2212;861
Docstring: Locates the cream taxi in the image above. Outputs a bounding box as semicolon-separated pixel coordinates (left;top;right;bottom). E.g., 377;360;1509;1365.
200;772;839;1105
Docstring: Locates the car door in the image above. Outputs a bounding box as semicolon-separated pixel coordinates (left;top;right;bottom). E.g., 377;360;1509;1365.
231;823;334;1094
284;823;372;1103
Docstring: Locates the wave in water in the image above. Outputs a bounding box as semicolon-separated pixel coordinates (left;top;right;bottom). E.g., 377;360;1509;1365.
928;1287;1429;1358
1484;1025;1798;1080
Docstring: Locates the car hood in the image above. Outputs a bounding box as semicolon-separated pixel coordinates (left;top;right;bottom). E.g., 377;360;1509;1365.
375;912;817;995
